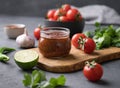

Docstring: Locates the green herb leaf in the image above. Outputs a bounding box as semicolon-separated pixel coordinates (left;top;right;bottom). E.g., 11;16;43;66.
23;73;32;87
32;70;46;87
49;78;57;87
112;37;120;47
102;33;111;47
0;47;15;62
32;70;42;87
0;47;15;54
83;31;94;38
57;75;66;86
95;22;100;28
38;81;53;88
91;22;120;49
115;27;120;37
49;75;66;87
0;53;9;62
104;25;115;37
22;70;66;88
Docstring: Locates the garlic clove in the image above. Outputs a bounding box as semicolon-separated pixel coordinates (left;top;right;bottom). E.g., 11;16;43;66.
16;29;35;48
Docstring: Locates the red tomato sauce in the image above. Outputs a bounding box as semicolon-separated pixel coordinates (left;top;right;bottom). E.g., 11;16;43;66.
38;29;71;58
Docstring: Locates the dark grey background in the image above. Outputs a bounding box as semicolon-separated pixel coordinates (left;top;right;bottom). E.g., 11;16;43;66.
0;0;120;17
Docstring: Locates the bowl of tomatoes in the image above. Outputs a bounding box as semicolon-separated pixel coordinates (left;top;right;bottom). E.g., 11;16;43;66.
44;4;85;38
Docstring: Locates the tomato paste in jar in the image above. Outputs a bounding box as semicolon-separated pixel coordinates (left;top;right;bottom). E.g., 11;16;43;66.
38;27;71;58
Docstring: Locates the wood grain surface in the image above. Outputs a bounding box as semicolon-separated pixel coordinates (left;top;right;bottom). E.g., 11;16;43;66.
31;46;120;73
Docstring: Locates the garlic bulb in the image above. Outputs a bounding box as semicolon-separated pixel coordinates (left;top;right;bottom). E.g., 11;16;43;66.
16;29;35;48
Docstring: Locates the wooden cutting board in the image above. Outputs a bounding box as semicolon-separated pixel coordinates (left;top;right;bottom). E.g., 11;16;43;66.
32;46;120;73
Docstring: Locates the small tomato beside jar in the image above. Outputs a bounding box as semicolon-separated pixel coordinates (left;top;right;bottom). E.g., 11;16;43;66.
83;61;103;82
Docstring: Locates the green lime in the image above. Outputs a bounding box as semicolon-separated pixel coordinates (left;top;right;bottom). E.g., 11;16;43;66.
14;50;39;70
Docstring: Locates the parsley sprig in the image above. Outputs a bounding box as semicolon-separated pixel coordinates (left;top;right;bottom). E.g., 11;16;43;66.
84;22;120;50
23;70;66;88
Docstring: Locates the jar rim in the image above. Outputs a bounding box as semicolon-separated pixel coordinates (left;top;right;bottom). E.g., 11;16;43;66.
41;27;70;33
40;27;70;38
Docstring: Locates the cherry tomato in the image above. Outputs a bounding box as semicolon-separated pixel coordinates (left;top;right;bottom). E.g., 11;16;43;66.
54;8;66;20
47;9;56;19
58;16;69;22
48;18;56;21
66;8;80;21
71;33;87;49
34;26;41;40
62;4;71;12
83;38;96;54
83;61;103;82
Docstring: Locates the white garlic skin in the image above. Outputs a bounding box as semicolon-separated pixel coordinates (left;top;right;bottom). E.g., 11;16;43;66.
16;31;35;48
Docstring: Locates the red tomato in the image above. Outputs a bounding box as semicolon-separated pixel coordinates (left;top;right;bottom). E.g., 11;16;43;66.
34;26;41;40
54;8;66;20
83;61;103;82
83;38;96;54
62;4;71;12
58;16;69;22
66;8;80;21
47;9;56;19
71;33;87;49
48;18;56;21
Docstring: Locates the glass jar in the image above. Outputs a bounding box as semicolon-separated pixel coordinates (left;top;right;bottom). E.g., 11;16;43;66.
38;27;71;58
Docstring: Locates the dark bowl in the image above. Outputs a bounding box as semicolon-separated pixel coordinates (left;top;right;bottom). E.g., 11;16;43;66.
43;19;85;38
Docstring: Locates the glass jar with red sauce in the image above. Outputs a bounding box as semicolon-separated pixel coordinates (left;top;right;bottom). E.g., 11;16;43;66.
38;27;71;58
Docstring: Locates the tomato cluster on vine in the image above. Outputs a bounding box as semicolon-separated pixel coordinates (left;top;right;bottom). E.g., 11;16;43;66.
46;4;83;22
71;33;96;54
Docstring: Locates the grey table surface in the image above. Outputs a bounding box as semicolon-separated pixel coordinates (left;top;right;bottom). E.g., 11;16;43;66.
0;15;120;88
